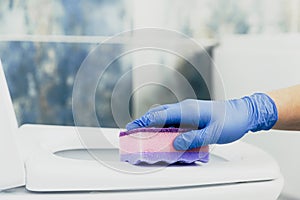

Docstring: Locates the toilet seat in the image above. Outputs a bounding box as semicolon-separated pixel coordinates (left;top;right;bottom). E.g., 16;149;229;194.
1;124;284;200
18;125;282;192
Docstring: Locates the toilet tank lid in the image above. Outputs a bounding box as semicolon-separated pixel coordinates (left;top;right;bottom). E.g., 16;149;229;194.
0;59;25;190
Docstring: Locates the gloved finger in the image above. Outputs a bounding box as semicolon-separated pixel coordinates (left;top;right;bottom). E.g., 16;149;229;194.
126;120;143;130
147;104;172;113
126;112;153;130
126;104;177;130
126;110;169;130
173;128;209;150
146;107;184;127
126;106;182;130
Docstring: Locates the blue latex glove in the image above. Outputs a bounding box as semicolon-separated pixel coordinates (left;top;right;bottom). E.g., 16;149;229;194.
126;93;278;150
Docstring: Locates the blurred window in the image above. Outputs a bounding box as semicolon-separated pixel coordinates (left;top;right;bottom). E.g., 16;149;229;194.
1;0;296;127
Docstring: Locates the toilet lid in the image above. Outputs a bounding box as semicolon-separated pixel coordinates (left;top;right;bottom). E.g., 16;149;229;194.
23;125;282;192
0;60;25;190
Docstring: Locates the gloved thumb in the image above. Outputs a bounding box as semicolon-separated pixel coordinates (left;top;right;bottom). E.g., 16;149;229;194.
173;128;209;150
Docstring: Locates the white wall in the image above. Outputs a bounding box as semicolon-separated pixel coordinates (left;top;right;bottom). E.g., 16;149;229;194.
213;35;300;198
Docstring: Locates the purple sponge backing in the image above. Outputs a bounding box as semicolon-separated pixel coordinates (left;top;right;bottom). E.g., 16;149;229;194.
120;152;209;165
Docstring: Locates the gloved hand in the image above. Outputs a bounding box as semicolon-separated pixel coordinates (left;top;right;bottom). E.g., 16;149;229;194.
126;93;278;150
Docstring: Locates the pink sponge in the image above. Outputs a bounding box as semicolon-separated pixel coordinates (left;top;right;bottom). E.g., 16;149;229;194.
119;128;209;164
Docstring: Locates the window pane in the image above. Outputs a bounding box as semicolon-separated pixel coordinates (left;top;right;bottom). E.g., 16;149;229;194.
0;0;131;36
0;41;132;127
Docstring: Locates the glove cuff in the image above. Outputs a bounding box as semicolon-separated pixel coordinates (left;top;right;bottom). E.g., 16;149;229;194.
244;93;278;132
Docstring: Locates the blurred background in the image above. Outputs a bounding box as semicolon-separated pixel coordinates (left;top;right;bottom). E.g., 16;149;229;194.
1;0;300;199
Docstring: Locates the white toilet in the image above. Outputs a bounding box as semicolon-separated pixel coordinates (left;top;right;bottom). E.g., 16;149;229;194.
0;60;283;199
